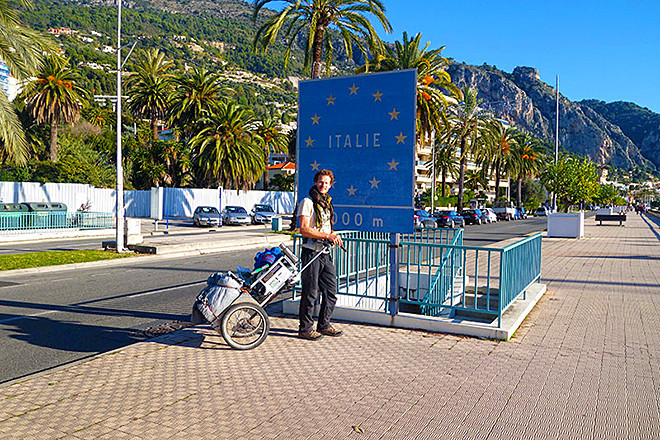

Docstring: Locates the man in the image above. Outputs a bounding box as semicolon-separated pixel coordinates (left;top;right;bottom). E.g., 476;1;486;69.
297;169;344;340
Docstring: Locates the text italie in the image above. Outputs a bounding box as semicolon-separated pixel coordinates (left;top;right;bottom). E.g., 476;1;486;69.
327;133;381;148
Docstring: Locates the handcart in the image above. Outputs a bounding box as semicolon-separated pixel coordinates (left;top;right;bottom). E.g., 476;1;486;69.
194;242;332;350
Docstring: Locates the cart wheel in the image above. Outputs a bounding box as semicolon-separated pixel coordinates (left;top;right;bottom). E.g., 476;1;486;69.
220;302;270;350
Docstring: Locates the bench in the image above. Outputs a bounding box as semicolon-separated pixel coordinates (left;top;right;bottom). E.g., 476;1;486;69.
595;214;626;226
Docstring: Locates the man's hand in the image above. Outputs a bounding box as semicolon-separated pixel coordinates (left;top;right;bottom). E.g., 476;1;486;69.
328;232;343;247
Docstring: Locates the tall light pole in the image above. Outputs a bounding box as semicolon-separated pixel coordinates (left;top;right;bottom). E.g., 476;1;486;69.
115;1;138;252
115;0;124;252
553;74;559;212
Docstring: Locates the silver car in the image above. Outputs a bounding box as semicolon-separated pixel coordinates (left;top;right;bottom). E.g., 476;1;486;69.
251;204;276;224
193;206;220;227
222;205;251;226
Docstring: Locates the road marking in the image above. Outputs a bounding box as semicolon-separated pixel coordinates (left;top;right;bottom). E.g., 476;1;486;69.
0;281;206;325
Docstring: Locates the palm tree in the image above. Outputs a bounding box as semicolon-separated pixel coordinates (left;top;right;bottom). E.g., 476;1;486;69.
169;67;228;140
357;32;459;211
358;32;459;144
0;0;55;164
481;119;518;201
253;0;392;78
464;169;488;193
23;56;87;162
190;100;266;189
125;49;173;142
511;132;544;206
431;133;458;198
255;117;290;188
446;86;489;211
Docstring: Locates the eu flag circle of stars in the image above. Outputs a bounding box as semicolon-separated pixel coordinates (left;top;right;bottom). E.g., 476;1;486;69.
298;70;416;217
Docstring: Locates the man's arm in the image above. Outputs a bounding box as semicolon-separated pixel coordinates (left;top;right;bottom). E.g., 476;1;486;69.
299;215;343;246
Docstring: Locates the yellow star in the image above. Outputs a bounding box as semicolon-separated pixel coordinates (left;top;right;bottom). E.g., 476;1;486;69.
348;83;359;95
310;160;320;171
389;108;400;120
395;132;407;144
387;159;400;170
326;94;336;105
305;137;315;147
372;90;383;102
369;177;381;189
347;185;357;196
311;114;321;125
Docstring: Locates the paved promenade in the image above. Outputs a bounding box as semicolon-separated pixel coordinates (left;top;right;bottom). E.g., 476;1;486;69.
0;214;658;439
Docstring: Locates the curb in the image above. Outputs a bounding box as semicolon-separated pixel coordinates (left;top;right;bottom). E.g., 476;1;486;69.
0;235;293;278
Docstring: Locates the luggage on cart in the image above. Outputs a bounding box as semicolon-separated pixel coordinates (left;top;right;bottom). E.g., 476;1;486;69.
191;242;332;350
191;272;242;328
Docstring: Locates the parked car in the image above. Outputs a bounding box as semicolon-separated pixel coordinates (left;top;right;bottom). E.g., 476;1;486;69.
433;210;464;228
462;209;484;225
192;206;220;227
250;204;276;224
482;208;498;223
414;209;437;228
493;201;516;221
222;205;251;225
534;207;549;217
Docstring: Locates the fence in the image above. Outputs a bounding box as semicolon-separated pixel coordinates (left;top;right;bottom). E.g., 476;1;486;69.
292;229;542;327
0;212;114;233
0;181;296;219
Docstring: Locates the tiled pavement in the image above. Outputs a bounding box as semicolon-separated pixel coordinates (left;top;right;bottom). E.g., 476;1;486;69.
0;214;658;439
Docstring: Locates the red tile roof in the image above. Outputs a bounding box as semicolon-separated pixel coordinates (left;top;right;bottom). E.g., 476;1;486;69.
268;162;295;170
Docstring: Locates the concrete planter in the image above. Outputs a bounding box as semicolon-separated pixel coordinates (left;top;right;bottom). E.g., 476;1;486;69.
547;212;584;238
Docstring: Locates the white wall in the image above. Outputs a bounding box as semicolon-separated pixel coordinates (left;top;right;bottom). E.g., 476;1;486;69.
222;190;295;214
0;182;295;218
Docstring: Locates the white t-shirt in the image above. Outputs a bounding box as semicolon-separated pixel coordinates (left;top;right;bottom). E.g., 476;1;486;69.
297;197;332;235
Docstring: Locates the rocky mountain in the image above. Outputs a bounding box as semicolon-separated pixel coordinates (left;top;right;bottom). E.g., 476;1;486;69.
579;100;660;172
446;63;657;174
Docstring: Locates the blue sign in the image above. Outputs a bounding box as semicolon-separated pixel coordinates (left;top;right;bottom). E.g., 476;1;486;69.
298;70;416;233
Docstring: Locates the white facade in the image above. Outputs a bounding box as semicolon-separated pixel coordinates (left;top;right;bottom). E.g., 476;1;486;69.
0;60;19;102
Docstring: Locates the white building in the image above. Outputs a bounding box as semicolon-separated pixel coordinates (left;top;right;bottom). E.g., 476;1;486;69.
0;60;19;101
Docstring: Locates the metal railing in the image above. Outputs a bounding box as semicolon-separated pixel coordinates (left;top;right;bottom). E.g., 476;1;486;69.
0;212;115;233
291;228;542;328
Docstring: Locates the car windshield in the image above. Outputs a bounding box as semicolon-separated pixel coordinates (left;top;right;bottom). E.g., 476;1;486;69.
463;210;475;215
254;205;273;212
199;207;218;214
416;210;430;217
226;206;247;213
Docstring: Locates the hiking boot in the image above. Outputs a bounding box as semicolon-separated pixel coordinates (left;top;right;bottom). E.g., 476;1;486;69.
318;326;343;337
298;329;324;340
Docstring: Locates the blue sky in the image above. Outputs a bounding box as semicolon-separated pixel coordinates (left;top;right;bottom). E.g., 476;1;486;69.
262;0;659;113
376;0;659;113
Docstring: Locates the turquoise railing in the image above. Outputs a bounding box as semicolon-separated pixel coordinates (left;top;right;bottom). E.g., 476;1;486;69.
0;212;115;232
417;229;464;316
400;232;542;326
290;229;541;328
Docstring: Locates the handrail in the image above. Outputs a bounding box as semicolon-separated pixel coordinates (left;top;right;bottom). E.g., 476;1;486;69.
290;228;541;328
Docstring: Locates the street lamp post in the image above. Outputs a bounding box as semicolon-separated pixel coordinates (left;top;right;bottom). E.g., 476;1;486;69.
115;0;138;252
115;0;124;252
553;74;559;212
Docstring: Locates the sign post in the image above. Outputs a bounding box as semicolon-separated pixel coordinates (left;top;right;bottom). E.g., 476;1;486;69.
297;70;417;313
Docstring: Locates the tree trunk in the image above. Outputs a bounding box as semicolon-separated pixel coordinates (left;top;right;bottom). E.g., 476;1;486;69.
49;120;59;162
457;156;466;213
441;170;447;198
311;27;325;78
517;178;523;207
494;163;500;201
151;117;158;142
